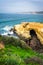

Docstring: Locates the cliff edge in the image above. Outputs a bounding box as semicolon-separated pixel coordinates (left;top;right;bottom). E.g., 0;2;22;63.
13;22;43;45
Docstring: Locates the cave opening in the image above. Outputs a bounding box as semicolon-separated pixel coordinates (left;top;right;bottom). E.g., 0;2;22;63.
30;29;37;37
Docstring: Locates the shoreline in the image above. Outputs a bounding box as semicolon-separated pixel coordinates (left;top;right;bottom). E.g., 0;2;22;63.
0;22;43;40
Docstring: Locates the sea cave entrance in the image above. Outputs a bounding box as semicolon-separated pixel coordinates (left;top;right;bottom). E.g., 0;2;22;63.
30;29;37;37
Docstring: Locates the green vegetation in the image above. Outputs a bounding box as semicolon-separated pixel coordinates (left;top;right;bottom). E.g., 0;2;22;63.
0;35;43;65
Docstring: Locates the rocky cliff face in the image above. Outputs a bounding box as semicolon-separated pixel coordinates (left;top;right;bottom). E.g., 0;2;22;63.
13;22;43;45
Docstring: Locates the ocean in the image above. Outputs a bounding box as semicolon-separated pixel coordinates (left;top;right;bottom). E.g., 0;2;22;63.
0;13;43;36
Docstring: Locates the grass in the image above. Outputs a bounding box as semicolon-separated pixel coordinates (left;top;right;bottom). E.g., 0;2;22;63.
0;35;43;65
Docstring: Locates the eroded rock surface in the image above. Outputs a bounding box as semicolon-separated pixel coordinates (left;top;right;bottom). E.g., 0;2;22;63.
13;22;43;51
13;22;43;44
24;56;43;65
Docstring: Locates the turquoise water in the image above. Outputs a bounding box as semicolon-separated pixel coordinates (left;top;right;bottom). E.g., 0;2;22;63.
0;13;43;35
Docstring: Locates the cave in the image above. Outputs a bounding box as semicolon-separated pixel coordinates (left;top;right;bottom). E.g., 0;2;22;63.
30;29;37;37
29;29;42;51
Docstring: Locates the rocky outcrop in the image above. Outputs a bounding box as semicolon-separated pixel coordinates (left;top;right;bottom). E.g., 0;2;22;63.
13;22;43;45
24;56;43;65
13;22;43;51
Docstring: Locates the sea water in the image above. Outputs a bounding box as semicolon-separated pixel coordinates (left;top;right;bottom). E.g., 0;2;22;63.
0;13;43;35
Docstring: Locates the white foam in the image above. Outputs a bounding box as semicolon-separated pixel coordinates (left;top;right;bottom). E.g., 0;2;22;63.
2;31;13;35
8;31;13;35
1;32;8;36
3;25;13;31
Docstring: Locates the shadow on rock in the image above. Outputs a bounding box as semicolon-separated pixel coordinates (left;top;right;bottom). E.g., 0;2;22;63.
25;29;43;53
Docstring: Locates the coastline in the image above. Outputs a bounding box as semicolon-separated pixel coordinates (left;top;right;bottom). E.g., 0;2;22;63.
0;22;43;40
0;22;43;65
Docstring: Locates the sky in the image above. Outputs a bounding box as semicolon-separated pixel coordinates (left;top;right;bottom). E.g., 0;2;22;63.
0;0;43;13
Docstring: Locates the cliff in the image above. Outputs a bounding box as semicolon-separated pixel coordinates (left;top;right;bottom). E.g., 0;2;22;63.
13;22;43;45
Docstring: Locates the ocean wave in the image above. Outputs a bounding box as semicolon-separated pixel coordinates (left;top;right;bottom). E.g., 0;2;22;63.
1;32;8;36
1;25;13;35
1;31;18;38
2;25;13;31
1;31;13;36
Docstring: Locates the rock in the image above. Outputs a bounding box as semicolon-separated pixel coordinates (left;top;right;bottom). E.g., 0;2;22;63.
29;37;41;50
13;22;43;51
13;22;43;45
24;56;43;65
10;28;13;31
0;41;5;49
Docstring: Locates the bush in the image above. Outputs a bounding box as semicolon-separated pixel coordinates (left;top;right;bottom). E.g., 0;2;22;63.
0;36;30;50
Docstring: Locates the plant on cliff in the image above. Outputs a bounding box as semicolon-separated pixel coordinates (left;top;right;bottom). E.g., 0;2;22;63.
0;35;43;65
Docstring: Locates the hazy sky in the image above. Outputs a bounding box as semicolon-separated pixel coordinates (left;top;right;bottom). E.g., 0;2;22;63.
0;0;43;13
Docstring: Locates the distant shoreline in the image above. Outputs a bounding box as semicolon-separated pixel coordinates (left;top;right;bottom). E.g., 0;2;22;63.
0;11;43;14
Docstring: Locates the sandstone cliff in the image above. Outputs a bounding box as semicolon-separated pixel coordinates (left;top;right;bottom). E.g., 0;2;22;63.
13;22;43;45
